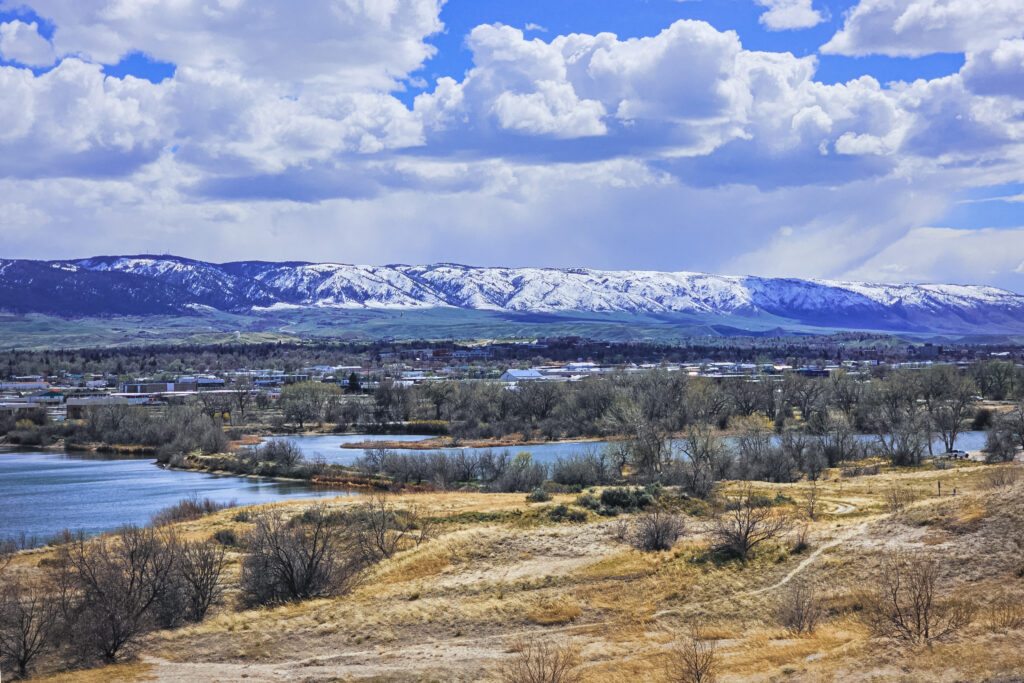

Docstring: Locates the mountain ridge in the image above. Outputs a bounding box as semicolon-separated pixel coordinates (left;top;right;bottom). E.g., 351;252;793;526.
1;254;1023;335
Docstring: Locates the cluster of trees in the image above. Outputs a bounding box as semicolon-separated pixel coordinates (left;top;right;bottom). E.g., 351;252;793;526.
984;402;1024;463
355;447;548;492
355;365;994;459
1;404;229;460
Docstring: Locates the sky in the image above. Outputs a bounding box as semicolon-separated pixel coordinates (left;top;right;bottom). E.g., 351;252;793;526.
0;0;1023;291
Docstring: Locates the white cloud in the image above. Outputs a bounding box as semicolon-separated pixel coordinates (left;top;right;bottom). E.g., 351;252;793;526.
0;58;169;177
4;0;444;90
524;23;547;33
847;226;1024;291
754;0;825;31
822;0;1024;57
962;39;1024;97
0;20;55;67
0;3;1023;291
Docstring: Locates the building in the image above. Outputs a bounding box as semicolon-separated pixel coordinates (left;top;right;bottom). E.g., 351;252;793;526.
500;369;545;383
65;396;148;419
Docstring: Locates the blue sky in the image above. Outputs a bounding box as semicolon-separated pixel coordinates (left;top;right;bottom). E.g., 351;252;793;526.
0;0;1023;291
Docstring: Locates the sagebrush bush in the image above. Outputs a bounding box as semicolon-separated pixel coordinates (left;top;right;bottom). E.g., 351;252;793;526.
526;488;552;502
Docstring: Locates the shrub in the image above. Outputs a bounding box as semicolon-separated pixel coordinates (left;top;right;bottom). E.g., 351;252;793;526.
884;485;917;513
776;581;823;634
212;529;239;546
526;488;552;503
545;505;586;523
575;493;601;511
712;485;791;561
150;495;235;526
239;506;364;606
985;593;1024;631
498;638;581;683
972;408;995;430
155;540;227;628
984;423;1018;463
490;453;547;493
791;524;811;554
256;439;305;467
349;494;434;564
550;451;615;488
983;466;1020;490
664;622;718;683
599;486;656;512
632;510;686;552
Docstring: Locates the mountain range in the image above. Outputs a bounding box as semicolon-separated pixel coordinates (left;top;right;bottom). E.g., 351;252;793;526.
1;255;1023;337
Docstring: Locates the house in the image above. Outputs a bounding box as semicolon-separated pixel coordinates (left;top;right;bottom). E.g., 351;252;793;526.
120;381;177;394
500;369;545;383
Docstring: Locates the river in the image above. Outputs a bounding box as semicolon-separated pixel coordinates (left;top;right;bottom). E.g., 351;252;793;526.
0;433;434;542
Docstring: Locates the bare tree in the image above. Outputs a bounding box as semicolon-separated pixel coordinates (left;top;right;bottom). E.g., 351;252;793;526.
498;638;581;683
776;581;823;634
678;424;729;499
240;505;363;606
921;366;977;455
864;551;974;645
231;376;254;421
713;485;791;560
804;480;819;521
664;622;718;683
0;579;59;679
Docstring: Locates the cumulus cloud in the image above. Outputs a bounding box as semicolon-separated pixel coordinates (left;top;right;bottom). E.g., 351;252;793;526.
962;39;1024;97
415;21;823;156
822;0;1024;57
754;0;825;31
0;20;55;66
7;0;444;90
0;58;169;178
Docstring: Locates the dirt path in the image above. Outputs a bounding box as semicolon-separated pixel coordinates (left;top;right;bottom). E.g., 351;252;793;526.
747;522;868;597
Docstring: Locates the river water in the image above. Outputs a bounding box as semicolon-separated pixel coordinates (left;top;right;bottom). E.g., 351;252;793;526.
0;433;434;542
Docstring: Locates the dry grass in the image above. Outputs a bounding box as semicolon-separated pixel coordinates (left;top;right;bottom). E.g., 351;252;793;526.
34;662;156;682
10;465;1024;681
525;596;584;625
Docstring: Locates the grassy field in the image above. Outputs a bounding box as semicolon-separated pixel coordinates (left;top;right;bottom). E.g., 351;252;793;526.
9;461;1024;682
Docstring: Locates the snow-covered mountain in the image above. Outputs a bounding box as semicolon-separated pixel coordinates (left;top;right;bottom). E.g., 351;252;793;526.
2;255;1023;334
